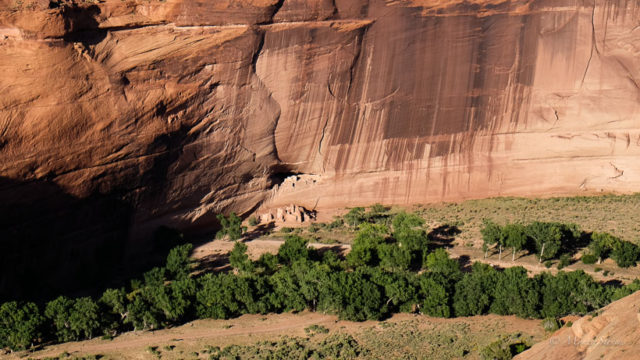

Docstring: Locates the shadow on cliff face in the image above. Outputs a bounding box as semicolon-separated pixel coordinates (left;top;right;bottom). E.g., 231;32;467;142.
0;177;138;302
60;3;107;46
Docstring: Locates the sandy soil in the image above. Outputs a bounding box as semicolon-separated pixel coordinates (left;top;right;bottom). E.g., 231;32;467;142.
12;311;544;360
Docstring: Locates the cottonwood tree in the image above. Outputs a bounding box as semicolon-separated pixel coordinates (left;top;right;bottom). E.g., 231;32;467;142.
229;242;254;273
589;232;617;264
45;296;75;342
502;224;527;261
277;235;310;265
166;243;193;280
69;297;101;340
216;213;245;240
481;220;501;259
525;222;562;263
0;301;43;351
45;296;101;341
453;263;499;316
346;223;388;267
392;212;429;268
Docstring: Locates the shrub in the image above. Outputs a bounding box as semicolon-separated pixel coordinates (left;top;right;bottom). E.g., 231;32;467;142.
248;216;259;226
308;223;320;233
611;240;640;268
582;254;597;264
557;254;571;270
327;217;344;230
304;324;329;335
480;339;513;360
344;207;366;227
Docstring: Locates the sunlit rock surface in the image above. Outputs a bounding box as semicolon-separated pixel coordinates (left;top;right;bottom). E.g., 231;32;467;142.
0;0;639;294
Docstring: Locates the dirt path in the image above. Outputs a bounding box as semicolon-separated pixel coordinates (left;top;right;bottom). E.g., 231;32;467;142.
449;246;638;284
194;236;635;284
22;313;338;359
192;238;351;262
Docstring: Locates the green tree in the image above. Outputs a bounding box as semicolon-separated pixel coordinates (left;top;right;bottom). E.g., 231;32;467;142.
143;267;166;287
490;267;540;318
378;243;411;271
425;248;462;281
346;223;388;267
453;263;499;316
229;242;254;273
369;269;418;313
124;292;161;330
256;252;279;274
99;288;127;335
589;232;617;264
526;222;562;262
277;235;310;265
45;296;101;341
538;270;610;318
481;220;501;259
196;273;240;319
611;240;640;268
0;301;44;351
612;279;640;301
418;273;452;317
502;224;527;261
269;266;306;312
392;212;429;268
166;243;193;280
69;297;101;340
100;288;127;320
45;296;75;342
333;271;384;321
344;207;366;227
216;213;245;240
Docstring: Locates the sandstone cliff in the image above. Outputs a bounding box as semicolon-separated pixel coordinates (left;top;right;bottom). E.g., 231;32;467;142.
1;0;639;296
516;290;640;360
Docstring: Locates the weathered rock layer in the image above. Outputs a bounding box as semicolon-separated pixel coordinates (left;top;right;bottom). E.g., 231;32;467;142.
1;0;639;296
516;290;640;360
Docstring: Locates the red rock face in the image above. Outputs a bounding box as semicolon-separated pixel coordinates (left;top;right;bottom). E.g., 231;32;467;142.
0;0;639;295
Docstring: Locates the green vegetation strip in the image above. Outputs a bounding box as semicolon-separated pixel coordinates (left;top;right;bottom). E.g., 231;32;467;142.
2;206;640;355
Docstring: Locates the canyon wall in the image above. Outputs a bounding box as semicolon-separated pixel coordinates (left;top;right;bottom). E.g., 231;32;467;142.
0;0;639;295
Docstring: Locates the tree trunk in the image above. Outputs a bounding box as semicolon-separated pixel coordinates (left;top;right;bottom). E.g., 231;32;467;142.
512;247;516;261
484;249;488;259
539;243;545;263
499;245;503;261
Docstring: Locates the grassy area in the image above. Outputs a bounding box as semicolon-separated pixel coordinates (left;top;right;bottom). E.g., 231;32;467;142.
196;318;540;360
265;194;640;247
355;317;539;360
414;194;640;246
22;314;541;360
